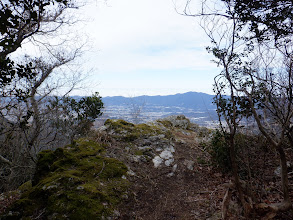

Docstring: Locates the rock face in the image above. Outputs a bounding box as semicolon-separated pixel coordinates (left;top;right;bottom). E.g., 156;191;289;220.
101;119;178;169
1;115;216;219
99;116;212;174
100;116;218;219
1;139;129;219
159;115;191;129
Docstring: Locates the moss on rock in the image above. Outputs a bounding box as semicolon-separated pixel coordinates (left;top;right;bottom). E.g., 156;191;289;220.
1;139;129;219
157;115;191;130
105;119;169;141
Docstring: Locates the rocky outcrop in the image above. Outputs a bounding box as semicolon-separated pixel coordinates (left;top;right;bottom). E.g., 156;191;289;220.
158;115;191;129
100;116;212;174
1;115;215;219
99;119;177;169
1;139;129;219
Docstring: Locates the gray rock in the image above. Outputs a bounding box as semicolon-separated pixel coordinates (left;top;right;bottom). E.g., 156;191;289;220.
155;147;163;152
172;164;178;172
127;169;136;176
153;156;163;168
160;115;191;129
98;125;110;131
184;159;195;171
274;162;292;176
138;146;151;150
165;158;174;166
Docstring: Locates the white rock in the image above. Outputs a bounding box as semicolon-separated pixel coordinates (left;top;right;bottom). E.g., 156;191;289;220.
274;162;292;176
132;155;141;162
160;150;173;159
169;146;175;153
153;156;163;168
181;131;190;136
138;146;151;150
165;158;174;166
158;134;165;139
184;159;195;170
127;169;136;176
155;147;163;152
172;164;178;172
76;186;84;190
42;184;58;190
98;125;109;131
176;138;186;144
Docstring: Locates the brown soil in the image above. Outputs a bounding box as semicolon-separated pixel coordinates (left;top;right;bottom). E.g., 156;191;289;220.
2;121;293;220
102;129;229;220
100;127;293;220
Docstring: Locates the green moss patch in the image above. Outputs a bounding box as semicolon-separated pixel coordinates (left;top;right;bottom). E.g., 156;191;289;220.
1;138;129;219
157;119;173;128
105;119;170;141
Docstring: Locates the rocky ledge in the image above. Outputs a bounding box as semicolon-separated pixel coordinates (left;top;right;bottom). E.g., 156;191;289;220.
1;115;221;220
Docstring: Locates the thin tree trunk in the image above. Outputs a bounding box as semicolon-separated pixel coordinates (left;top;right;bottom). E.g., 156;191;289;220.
277;146;291;203
229;135;250;218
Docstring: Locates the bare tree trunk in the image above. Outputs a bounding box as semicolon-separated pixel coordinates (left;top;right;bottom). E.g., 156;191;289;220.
277;146;291;203
229;134;251;219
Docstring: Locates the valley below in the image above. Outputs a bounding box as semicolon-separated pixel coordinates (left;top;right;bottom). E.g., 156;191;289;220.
96;92;218;128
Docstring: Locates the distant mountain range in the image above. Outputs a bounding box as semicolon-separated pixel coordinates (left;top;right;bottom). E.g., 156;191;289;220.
102;91;215;110
99;92;218;127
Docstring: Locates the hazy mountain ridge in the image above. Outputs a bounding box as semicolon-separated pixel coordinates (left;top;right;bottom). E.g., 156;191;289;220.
100;92;218;127
102;91;215;109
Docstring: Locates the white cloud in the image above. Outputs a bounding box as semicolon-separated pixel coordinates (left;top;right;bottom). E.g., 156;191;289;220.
91;47;215;73
76;0;219;96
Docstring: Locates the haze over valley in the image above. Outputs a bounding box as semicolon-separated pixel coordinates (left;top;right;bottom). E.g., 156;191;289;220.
98;92;218;127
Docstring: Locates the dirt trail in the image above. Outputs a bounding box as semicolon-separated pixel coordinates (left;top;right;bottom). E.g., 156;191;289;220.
115;129;228;220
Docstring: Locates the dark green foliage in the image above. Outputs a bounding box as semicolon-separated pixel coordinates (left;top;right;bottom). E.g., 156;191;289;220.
224;0;293;42
1;138;129;219
32;148;66;185
105;119;135;129
0;0;71;95
78;93;104;121
51;92;104;122
0;93;103;192
198;0;293;215
210;130;231;172
49;92;104;140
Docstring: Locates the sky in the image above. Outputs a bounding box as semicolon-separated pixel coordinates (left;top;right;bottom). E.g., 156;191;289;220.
66;0;220;97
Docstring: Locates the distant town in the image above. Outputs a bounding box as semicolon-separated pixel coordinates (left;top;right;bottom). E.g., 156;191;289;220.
95;92;218;128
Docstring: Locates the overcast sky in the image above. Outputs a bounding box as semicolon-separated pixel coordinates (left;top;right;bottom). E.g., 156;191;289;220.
77;0;219;97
